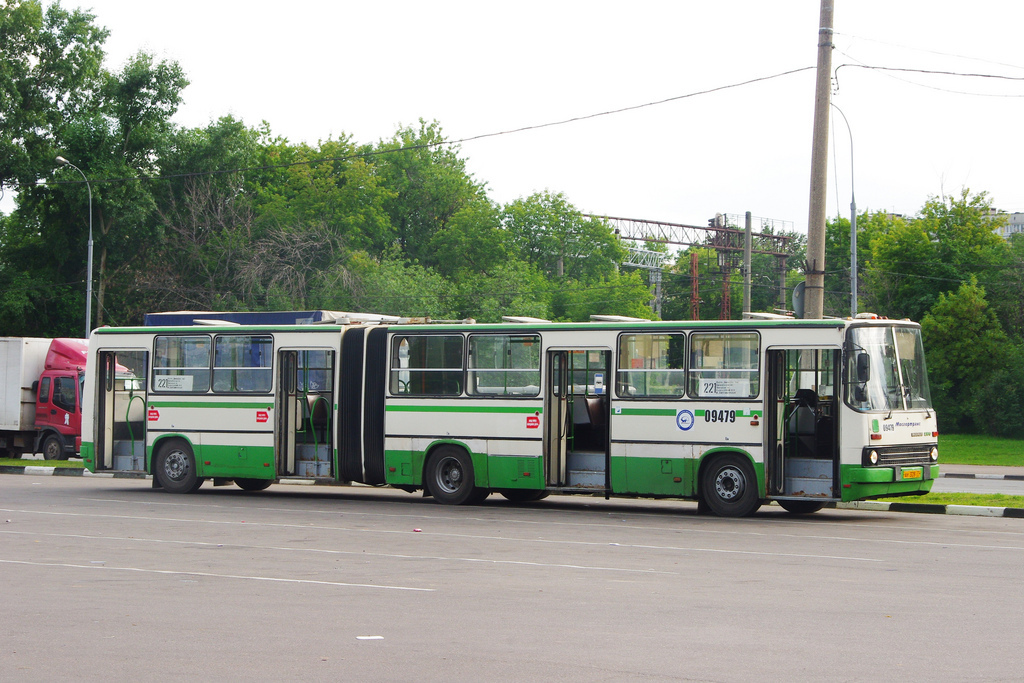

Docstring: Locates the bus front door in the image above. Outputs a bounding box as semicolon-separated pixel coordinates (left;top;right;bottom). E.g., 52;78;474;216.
765;348;840;501
96;349;149;472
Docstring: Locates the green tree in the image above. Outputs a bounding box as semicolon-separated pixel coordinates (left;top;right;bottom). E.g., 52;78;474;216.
427;199;511;280
250;136;393;256
920;277;1013;432
449;259;552;323
864;191;1009;322
1;47;187;331
0;0;108;189
503;191;625;282
552;270;654;321
367;120;486;264
342;251;455;318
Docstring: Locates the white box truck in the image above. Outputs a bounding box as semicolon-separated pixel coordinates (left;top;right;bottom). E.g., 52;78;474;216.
0;337;88;459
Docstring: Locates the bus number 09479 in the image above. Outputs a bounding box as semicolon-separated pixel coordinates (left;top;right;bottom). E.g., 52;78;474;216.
705;409;736;423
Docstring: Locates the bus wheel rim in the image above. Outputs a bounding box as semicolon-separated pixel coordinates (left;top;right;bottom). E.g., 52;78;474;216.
437;456;462;494
165;450;190;481
714;467;744;501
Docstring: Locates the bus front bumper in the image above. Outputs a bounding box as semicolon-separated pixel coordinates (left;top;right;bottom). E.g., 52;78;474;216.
840;464;939;502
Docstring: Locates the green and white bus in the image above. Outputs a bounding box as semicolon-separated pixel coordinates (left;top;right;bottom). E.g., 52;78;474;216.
81;315;938;516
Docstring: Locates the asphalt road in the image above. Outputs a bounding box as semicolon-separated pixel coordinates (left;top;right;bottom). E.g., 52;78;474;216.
2;475;1023;682
931;476;1024;495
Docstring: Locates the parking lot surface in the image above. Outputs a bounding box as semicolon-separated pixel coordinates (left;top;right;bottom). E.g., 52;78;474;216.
3;475;1024;681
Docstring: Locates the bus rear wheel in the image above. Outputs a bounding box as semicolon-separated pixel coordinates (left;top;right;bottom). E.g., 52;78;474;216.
155;440;204;493
701;454;761;517
235;478;273;492
778;499;825;514
426;446;479;505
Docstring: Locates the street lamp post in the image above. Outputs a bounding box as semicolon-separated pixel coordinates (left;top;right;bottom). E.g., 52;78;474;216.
56;156;93;338
830;105;858;317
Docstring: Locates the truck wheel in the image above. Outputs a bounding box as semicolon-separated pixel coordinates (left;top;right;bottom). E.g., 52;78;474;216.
42;434;65;461
155;440;202;494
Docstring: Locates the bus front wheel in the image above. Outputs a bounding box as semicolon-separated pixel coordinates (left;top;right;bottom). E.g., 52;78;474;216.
700;454;761;517
155;440;204;494
426;446;479;505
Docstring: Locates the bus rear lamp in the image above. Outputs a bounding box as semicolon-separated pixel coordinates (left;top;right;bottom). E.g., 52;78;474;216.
868;450;879;465
930;446;938;461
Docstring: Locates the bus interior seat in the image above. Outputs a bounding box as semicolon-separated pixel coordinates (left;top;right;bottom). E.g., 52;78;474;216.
585;396;604;428
788;389;818;458
306;394;331;428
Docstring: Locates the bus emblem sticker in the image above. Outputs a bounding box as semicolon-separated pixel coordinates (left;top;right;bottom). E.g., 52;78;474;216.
676;410;694;431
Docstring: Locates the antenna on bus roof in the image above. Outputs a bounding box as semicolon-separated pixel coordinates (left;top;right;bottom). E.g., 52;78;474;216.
589;315;649;322
742;312;793;320
502;316;551;323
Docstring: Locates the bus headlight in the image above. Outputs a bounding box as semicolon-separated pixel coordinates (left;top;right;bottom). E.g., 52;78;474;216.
868;450;878;465
930;446;938;461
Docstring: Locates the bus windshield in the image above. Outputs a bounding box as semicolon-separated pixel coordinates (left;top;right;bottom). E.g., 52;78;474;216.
846;325;932;412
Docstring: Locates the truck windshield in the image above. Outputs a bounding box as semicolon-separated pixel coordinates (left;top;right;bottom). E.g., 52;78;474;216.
846;325;932;412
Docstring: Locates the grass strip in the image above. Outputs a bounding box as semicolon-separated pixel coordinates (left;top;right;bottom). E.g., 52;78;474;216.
0;458;85;468
939;434;1024;467
877;492;1024;508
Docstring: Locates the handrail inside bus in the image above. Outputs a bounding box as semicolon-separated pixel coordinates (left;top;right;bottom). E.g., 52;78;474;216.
125;393;146;459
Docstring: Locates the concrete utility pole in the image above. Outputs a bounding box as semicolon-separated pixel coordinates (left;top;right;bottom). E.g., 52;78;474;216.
742;211;753;314
804;0;834;319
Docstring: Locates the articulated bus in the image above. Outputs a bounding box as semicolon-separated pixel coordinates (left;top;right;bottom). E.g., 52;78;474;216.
80;316;938;517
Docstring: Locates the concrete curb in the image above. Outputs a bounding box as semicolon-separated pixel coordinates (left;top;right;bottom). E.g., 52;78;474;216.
0;465;353;487
834;500;1024;518
3;466;1023;517
940;473;1024;481
1;465;148;479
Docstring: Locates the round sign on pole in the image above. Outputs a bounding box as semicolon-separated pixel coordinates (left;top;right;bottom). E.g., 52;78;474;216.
792;281;806;319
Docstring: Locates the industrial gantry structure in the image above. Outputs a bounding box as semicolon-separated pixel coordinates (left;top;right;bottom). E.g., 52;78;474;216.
585;213;794;319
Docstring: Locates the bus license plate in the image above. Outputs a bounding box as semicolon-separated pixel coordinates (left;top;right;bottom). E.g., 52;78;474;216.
901;468;922;480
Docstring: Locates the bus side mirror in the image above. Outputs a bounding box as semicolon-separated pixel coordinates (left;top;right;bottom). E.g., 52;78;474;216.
856;352;870;382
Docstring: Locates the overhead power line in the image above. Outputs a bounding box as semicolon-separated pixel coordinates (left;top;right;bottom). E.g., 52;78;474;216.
43;67;818;189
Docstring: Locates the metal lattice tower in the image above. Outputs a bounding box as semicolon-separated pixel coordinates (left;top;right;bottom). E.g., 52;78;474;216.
587;213;794;315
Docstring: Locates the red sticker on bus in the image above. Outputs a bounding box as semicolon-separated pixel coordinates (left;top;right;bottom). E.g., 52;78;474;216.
526;415;540;429
148;409;159;422
256;410;269;423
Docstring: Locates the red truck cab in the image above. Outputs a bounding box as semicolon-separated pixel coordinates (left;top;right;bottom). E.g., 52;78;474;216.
33;338;88;460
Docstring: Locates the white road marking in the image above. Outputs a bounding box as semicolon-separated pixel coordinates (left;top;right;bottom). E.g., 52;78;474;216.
0;529;679;574
0;558;432;591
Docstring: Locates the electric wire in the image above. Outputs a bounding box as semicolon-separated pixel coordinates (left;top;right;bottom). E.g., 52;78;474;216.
41;67;818;189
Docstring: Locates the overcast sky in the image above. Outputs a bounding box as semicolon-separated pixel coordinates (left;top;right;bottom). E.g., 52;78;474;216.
27;1;1024;232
